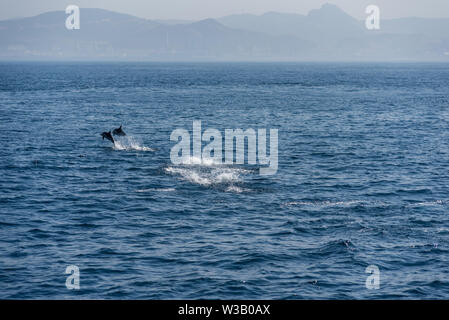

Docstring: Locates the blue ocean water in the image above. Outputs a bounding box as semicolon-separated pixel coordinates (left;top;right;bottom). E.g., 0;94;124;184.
1;62;449;299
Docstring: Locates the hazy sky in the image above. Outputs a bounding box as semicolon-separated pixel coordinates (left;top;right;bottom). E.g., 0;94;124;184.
1;0;448;21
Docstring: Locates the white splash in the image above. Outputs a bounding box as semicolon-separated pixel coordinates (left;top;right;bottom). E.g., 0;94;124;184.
165;167;243;186
113;136;154;152
164;158;250;192
178;156;222;166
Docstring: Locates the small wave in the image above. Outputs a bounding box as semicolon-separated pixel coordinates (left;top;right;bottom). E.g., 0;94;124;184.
113;136;154;152
283;200;367;207
225;185;252;193
135;188;176;193
407;200;449;207
317;239;356;255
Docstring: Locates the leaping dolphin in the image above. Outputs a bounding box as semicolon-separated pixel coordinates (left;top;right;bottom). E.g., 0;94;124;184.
101;131;115;144
113;125;126;136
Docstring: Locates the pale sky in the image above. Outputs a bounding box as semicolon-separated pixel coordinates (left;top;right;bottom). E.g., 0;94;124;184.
1;0;448;21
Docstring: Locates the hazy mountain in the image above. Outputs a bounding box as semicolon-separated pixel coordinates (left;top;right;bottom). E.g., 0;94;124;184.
381;17;449;40
218;4;449;41
0;4;448;61
218;3;449;61
0;8;312;60
0;9;162;59
218;4;365;41
153;19;192;25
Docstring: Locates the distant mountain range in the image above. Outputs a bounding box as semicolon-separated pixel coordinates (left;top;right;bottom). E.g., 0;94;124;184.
0;4;448;61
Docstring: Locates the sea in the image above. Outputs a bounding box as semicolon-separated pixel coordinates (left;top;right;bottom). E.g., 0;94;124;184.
1;62;449;299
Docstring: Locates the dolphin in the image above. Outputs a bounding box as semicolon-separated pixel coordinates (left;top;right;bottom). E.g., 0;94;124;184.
112;125;126;136
101;131;115;144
